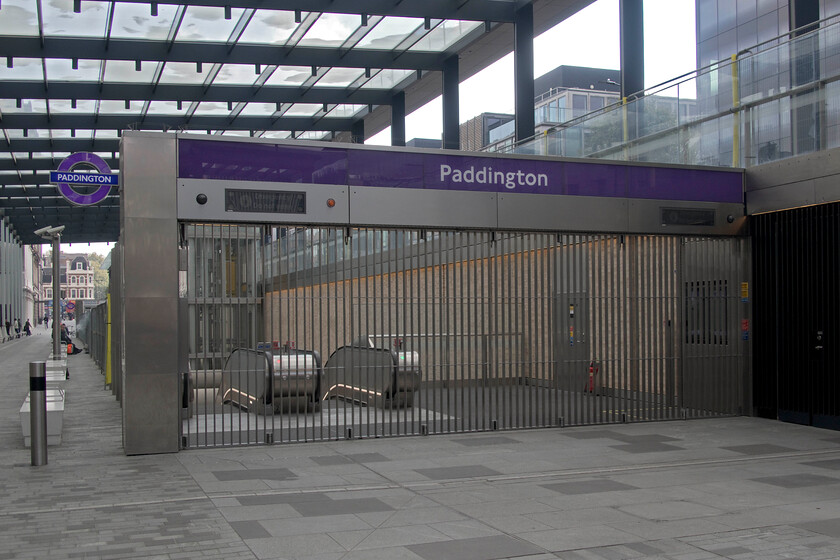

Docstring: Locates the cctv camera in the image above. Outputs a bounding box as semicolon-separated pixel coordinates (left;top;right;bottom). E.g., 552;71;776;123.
34;225;65;238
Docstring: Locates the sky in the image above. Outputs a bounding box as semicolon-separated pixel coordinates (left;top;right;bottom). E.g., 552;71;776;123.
46;0;697;257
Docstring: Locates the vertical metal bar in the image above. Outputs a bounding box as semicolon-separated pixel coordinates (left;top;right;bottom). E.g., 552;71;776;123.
524;234;533;427
655;236;663;420
385;229;393;437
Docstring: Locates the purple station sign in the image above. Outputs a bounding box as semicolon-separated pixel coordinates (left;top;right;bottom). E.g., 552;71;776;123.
50;152;119;206
178;139;743;204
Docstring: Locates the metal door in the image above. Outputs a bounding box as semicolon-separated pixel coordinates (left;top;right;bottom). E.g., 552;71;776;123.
753;203;840;430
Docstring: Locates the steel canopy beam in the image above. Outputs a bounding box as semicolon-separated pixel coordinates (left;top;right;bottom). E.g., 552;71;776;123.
4;37;448;71
2;114;356;131
74;0;518;22
4;81;394;106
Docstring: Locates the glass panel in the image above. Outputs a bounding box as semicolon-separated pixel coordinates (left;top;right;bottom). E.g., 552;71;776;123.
264;66;313;86
295;131;329;140
314;67;364;87
111;3;180;40
0;0;39;36
355;16;423;49
176;6;245;42
98;100;140;113
95;130;120;138
158;62;208;84
360;68;414;89
239;10;302;44
45;58;101;82
0;58;44;80
260;131;292;139
0;99;46;113
326;104;366;118
283;103;322;116
409;20;481;52
718;0;737;32
52;129;93;139
239;102;278;116
103;60;160;83
193;102;231;115
50;99;97;113
298;13;360;47
146;101;189;115
213;64;261;85
42;0;109;37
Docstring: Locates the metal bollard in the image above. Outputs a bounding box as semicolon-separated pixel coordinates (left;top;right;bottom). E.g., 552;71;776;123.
29;361;48;466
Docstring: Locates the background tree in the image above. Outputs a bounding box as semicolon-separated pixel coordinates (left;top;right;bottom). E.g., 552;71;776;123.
86;252;110;301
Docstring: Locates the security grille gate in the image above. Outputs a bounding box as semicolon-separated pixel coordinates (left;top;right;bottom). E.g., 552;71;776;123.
181;224;750;448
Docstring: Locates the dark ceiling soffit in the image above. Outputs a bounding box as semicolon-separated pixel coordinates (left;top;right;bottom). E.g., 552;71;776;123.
2;114;356;131
1;159;118;171
2;175;82;186
2;138;121;152
1;186;115;197
5;37;448;71
5;81;394;105
77;0;519;21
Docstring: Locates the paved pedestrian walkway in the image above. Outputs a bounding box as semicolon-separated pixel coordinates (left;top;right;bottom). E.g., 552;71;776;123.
2;332;840;559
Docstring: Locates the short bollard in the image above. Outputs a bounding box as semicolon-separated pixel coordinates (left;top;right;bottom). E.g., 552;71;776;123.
29;361;48;466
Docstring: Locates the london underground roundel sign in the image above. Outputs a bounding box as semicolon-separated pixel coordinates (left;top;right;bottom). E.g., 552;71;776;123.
50;152;119;206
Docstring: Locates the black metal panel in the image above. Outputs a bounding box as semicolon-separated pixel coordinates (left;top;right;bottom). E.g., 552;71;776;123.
751;202;840;430
514;3;535;142
391;92;406;147
619;0;644;99
442;55;460;150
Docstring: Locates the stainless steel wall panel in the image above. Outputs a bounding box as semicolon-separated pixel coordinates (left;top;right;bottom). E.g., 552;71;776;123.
123;373;179;455
349;187;497;229
121;133;177;220
122;218;179;299
628;200;746;236
498;194;629;233
124;297;179;375
177;179;351;226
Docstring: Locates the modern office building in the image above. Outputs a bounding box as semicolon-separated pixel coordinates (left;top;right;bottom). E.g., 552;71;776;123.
460;66;622;152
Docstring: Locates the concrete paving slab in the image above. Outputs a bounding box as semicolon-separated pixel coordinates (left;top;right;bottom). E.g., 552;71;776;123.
4;334;840;559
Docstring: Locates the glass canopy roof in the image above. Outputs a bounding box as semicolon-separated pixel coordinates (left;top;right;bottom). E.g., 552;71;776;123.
0;0;551;244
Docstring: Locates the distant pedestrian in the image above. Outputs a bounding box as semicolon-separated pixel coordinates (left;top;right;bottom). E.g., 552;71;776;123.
23;319;31;336
14;318;20;337
4;320;9;337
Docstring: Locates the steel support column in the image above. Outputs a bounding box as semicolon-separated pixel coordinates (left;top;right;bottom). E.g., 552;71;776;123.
619;0;644;100
514;3;535;142
391;91;406;147
442;55;460;150
120;133;180;455
351;120;365;144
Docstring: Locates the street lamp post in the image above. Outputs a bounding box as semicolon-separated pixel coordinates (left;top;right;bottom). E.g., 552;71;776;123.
35;226;65;358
